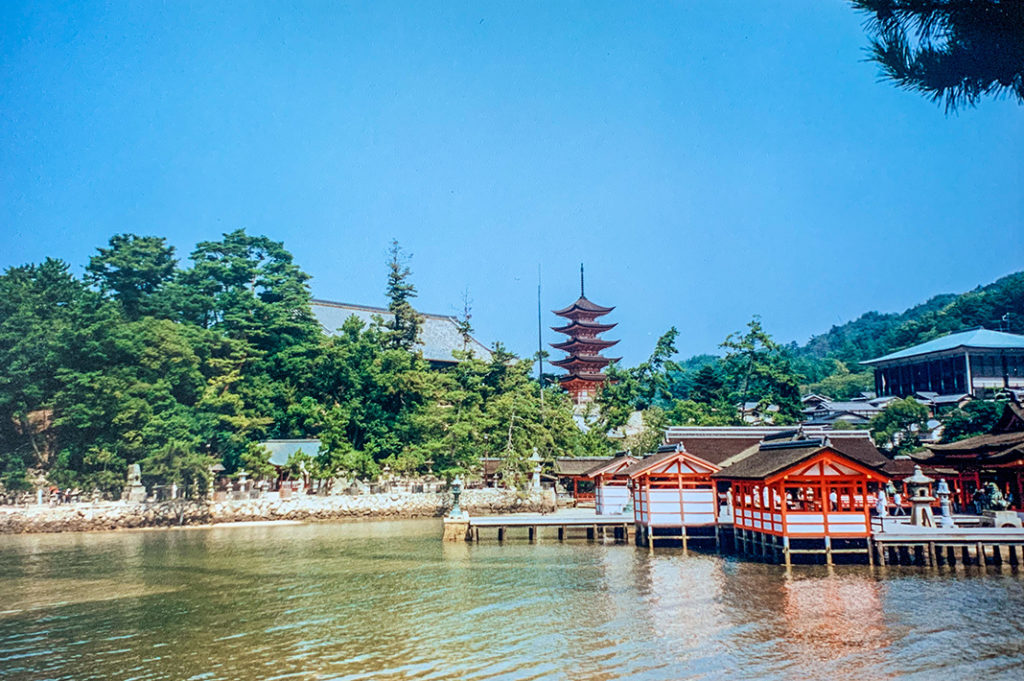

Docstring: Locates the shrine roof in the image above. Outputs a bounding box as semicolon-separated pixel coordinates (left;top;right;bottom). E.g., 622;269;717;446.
583;454;640;478
620;445;719;478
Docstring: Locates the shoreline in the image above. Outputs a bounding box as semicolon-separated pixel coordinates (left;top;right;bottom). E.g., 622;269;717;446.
0;488;556;535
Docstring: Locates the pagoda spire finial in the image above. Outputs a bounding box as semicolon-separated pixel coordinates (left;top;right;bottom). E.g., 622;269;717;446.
580;263;585;298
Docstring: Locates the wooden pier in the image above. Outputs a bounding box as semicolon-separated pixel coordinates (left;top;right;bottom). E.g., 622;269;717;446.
467;514;634;543
871;527;1024;568
460;511;1024;570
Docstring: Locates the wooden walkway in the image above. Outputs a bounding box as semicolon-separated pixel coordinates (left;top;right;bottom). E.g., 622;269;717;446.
872;527;1024;568
467;514;633;543
461;512;1024;569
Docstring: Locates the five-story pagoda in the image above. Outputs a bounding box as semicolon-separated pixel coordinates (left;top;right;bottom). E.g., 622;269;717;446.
551;266;619;405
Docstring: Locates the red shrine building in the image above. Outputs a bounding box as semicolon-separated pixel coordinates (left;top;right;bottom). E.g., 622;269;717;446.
551;268;619;405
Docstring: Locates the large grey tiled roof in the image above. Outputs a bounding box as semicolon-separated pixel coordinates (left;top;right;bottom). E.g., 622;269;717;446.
861;328;1024;365
311;299;492;364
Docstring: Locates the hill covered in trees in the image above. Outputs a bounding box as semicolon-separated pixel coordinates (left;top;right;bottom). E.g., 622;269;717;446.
0;232;608;496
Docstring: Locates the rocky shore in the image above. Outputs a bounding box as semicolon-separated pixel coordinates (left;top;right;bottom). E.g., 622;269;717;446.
0;488;557;534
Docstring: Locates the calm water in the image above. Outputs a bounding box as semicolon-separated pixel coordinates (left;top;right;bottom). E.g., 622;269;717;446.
2;519;1024;681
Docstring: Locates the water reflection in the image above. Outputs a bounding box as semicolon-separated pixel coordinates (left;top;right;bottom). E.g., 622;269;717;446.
1;521;1023;681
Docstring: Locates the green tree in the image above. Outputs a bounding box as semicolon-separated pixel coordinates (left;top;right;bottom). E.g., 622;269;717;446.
720;317;803;424
941;399;1004;442
0;259;93;474
665;399;742;427
383;240;422;352
86;234;177;319
851;0;1024;112
802;360;875;400
870;397;931;454
597;328;680;431
690;364;727;404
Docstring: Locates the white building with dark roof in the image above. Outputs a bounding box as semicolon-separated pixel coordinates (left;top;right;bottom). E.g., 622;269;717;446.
311;299;492;366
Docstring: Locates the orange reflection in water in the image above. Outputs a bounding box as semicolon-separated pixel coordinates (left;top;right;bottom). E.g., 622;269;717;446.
781;573;893;678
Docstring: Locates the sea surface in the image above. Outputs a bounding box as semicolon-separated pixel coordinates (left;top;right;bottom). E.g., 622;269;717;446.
2;519;1023;681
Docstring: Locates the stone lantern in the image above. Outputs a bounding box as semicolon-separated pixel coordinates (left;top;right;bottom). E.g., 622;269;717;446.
935;478;956;528
442;474;470;541
530;448;542;491
905;465;936;527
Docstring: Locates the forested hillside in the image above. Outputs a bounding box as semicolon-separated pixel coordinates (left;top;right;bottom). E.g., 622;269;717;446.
795;271;1024;380
0;232;608;496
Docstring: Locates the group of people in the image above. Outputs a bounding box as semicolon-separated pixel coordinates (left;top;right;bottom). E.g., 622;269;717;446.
47;486;82;504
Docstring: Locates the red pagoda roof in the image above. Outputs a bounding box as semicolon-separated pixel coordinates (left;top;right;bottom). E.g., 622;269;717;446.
551;337;620;352
552;296;615;318
559;373;609;384
551;320;617;335
550;355;619;370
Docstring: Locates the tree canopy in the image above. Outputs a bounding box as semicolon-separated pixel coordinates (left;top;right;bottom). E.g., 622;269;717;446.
851;0;1024;112
0;232;608;496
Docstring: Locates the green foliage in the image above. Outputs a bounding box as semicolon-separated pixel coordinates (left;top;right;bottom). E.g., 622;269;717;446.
140;442;215;498
597;328;680;431
383;240;422;352
665;399;741;427
620;407;669;455
720;317;803;424
86;234;177;319
870;397;931;454
851;0;1024;113
802;361;875;400
941;400;1005;443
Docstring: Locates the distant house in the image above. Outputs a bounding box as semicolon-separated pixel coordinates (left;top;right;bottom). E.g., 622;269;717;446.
310;299;492;367
861;327;1024;399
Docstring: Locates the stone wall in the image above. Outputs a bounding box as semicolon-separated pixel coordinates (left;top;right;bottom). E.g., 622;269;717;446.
0;488;557;534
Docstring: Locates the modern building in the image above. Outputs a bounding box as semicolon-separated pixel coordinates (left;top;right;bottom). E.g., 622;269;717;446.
311;299;492;367
550;269;619;405
861;328;1024;399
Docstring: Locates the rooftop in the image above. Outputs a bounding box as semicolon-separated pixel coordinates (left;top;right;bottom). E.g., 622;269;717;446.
311;299;492;364
861;328;1024;366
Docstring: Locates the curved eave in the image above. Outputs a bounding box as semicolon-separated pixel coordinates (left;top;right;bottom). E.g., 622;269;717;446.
550;356;620;369
551;338;620;351
551;320;617;335
552;296;615;317
559;373;609;383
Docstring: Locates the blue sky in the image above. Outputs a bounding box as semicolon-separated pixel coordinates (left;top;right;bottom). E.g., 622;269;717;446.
2;1;1021;364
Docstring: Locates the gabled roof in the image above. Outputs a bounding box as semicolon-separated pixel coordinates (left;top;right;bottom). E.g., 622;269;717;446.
861;328;1024;365
584;454;639;478
552;296;615;317
712;444;880;482
311;299;492;364
622;445;719;479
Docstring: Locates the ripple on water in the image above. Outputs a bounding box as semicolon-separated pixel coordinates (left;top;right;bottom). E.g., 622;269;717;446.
1;520;1023;681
